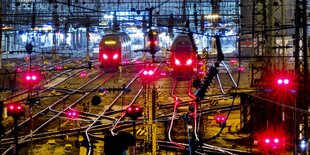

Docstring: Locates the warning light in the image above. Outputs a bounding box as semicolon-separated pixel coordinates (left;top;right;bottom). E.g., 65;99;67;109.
230;58;238;65
125;105;143;120
277;78;290;85
66;110;78;119
80;71;87;78
215;115;226;124
160;72;166;76
7;103;25;117
55;65;63;70
25;72;39;84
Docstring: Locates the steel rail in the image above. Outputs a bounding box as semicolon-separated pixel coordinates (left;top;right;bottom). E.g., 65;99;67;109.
2;71;113;154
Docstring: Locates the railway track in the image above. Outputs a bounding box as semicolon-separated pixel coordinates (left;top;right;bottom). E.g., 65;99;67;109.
1;69;111;154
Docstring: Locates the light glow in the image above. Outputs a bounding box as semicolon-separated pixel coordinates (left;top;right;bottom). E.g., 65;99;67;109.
143;70;148;75
283;79;289;85
31;75;37;80
148;70;154;75
205;14;220;19
175;59;180;65
26;76;31;80
186;59;193;65
104;40;116;45
103;54;108;59
113;54;118;59
128;107;133;112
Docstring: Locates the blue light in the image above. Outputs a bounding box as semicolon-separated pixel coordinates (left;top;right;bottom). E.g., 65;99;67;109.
300;140;307;149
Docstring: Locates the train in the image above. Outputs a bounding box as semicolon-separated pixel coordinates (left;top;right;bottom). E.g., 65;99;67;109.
99;32;131;68
170;33;198;80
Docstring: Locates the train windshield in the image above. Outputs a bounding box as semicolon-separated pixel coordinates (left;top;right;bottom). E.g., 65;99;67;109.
175;41;192;51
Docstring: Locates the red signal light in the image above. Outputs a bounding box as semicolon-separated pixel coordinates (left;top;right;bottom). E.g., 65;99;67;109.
125;105;142;119
283;79;289;85
238;66;245;72
80;71;87;78
25;72;39;84
265;138;270;144
127;106;133;112
277;79;283;85
55;65;63;70
277;78;289;85
26;75;31;80
230;58;237;65
66;110;78;119
134;60;141;64
215;115;226;124
143;70;148;75
148;70;154;75
31;75;37;80
16;67;21;72
134;106;140;112
142;70;154;76
7;103;25;117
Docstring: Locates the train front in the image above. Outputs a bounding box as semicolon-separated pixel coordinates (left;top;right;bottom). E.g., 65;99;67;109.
170;35;197;80
99;35;122;68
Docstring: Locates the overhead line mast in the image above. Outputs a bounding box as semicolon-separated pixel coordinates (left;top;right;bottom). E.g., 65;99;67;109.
294;0;309;154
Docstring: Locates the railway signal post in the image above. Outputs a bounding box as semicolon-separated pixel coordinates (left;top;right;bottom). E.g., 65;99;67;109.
24;71;40;154
125;105;143;155
7;103;25;155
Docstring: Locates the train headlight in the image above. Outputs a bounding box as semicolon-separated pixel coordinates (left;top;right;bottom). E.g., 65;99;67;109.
186;59;192;65
103;54;108;60
113;54;118;60
175;59;181;66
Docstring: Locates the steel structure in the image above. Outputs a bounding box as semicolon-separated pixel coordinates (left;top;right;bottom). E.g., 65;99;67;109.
294;0;309;154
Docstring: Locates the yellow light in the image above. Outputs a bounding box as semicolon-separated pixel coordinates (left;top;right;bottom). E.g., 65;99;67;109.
2;26;13;31
152;32;157;35
205;14;220;19
104;40;116;45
